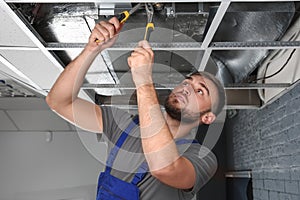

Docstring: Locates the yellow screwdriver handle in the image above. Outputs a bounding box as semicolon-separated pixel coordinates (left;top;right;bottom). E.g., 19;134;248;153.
144;23;154;41
116;11;130;24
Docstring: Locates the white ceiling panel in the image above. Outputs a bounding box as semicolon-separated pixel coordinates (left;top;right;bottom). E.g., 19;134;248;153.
0;50;63;90
0;59;33;84
7;110;71;131
0;3;36;47
0;110;18;130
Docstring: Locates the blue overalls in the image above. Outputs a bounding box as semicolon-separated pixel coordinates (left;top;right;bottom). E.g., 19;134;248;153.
96;115;198;200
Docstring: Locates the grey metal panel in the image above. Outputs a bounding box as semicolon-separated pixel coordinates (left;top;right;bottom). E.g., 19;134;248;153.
226;89;261;107
94;88;262;109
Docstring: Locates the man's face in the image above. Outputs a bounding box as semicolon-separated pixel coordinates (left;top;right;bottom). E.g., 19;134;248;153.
164;75;218;123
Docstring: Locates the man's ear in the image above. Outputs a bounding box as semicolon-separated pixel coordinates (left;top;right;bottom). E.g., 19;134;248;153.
200;112;216;125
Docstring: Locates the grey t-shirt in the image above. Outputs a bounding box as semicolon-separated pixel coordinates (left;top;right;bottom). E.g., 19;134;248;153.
100;106;217;200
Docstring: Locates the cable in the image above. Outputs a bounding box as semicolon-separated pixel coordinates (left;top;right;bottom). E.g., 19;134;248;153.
83;16;117;85
254;48;296;82
254;29;300;83
100;52;117;84
83;15;93;33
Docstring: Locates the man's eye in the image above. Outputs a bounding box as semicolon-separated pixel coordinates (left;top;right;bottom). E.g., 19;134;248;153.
182;82;189;86
197;89;203;95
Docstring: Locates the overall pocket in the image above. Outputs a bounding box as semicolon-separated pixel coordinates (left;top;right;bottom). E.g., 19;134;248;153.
97;172;140;200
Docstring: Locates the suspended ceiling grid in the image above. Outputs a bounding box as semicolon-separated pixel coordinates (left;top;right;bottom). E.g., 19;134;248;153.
0;0;299;184
0;0;299;110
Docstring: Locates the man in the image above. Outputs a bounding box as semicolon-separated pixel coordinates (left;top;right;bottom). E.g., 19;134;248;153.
46;17;225;200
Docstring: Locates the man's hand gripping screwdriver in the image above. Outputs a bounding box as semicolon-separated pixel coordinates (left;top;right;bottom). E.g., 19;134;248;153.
95;3;142;43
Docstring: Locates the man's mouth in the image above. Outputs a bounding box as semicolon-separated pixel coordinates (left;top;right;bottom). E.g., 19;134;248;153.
175;93;186;104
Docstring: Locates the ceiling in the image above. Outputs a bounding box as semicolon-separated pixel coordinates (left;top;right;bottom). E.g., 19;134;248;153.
0;0;300;111
1;2;299;199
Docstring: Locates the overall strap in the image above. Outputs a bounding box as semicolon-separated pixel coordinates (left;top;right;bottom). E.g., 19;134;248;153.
105;115;139;174
175;138;198;145
131;138;199;185
131;161;148;185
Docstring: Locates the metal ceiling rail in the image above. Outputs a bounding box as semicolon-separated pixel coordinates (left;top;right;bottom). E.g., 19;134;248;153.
211;41;300;50
198;0;230;70
45;42;204;50
4;0;220;2
201;0;230;49
76;82;293;90
99;104;260;110
198;49;212;71
225;105;259;110
2;41;300;51
223;83;293;89
4;0;300;3
82;83;174;90
0;46;40;51
43;41;300;50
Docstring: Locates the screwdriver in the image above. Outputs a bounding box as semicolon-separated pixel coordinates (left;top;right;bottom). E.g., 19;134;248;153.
115;3;142;24
95;3;142;43
144;3;154;41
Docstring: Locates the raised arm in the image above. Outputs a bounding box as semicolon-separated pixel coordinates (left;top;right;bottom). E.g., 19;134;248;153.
127;41;196;190
46;18;122;133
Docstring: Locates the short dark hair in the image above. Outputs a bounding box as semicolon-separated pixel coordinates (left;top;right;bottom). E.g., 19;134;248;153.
186;71;226;116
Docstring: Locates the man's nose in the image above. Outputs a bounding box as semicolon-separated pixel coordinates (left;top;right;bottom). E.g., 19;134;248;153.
182;86;191;96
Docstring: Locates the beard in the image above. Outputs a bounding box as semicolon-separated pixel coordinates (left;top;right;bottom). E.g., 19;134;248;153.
164;95;200;123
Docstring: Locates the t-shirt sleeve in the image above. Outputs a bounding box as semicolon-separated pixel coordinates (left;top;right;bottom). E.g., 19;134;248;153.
100;106;134;141
182;144;218;194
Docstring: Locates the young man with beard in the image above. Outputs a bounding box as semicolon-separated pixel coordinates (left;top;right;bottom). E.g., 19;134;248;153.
46;17;225;200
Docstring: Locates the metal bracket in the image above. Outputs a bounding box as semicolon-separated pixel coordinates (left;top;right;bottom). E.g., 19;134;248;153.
96;3;115;16
165;3;175;18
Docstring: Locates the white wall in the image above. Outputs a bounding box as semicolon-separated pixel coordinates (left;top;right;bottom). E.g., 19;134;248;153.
0;131;103;200
0;98;104;200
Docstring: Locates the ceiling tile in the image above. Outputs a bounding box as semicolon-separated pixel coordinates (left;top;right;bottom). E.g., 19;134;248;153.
0;50;63;90
0;3;36;47
0;110;18;130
